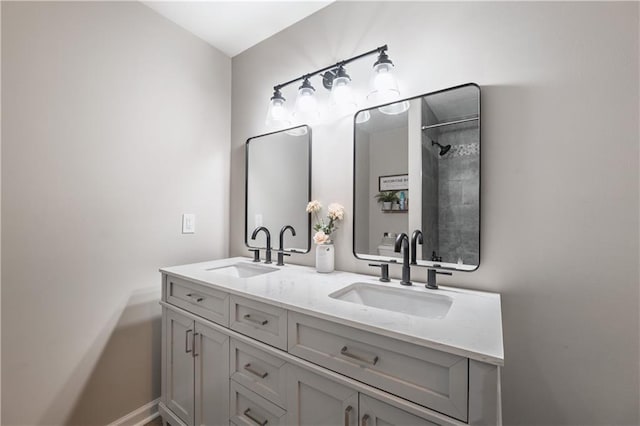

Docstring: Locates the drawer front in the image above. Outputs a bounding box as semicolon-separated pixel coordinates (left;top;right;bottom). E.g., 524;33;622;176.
230;295;287;350
230;381;287;426
166;275;229;326
230;339;287;408
288;312;469;422
359;394;442;426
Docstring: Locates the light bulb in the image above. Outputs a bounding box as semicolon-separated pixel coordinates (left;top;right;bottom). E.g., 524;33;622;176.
367;51;409;115
293;78;319;123
265;89;290;128
330;67;357;116
373;63;398;93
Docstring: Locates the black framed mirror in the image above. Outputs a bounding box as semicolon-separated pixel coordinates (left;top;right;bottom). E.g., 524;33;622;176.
245;125;312;253
353;83;480;271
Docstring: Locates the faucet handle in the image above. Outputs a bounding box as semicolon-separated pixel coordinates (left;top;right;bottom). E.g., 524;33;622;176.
276;251;291;266
426;269;452;289
248;249;260;262
368;263;390;283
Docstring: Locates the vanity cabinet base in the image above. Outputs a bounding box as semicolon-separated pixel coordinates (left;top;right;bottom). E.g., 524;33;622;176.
160;272;502;426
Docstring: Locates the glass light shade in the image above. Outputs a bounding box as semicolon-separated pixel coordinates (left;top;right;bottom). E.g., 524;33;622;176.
331;76;357;116
372;63;399;93
293;85;319;123
367;62;409;115
265;96;289;128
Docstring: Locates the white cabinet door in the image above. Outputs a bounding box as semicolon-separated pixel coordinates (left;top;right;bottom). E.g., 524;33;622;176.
286;365;358;426
194;321;230;426
166;309;195;426
359;395;440;426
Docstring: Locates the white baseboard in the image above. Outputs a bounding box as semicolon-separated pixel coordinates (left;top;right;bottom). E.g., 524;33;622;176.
107;398;160;426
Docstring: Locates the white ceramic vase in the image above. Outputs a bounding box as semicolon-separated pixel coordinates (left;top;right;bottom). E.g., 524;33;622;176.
315;243;335;273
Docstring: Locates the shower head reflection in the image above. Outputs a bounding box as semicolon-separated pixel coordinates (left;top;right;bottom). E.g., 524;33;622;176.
431;140;451;156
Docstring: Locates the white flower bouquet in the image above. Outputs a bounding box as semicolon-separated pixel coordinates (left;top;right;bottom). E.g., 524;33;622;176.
306;200;345;245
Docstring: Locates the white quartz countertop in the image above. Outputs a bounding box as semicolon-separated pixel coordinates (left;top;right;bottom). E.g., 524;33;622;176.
161;257;504;366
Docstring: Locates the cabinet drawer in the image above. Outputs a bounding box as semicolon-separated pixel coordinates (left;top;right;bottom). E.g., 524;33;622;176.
230;339;287;408
359;394;441;426
230;295;287;350
230;381;287;426
166;276;229;326
288;312;469;422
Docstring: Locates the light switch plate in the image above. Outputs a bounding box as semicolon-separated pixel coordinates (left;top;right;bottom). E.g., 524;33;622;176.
182;214;195;234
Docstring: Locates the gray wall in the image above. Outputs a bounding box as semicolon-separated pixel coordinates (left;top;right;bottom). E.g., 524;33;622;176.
0;2;3;421
230;2;639;424
354;128;370;255
1;2;231;425
367;126;408;254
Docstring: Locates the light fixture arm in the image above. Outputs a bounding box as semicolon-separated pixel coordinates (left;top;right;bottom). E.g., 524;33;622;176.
272;44;388;92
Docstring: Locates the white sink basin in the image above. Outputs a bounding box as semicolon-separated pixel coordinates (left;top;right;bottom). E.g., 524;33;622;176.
329;282;453;319
206;262;278;278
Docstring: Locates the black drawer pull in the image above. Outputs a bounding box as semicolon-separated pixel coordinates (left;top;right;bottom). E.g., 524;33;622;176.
244;408;268;426
244;363;268;379
340;346;379;366
244;314;268;326
186;293;204;302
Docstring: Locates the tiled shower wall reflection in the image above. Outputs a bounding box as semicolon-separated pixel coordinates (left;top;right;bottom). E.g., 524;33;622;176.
437;125;479;265
422;123;479;265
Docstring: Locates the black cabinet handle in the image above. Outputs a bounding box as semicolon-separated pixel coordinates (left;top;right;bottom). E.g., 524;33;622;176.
244;408;268;426
244;314;268;326
340;346;378;365
244;363;268;379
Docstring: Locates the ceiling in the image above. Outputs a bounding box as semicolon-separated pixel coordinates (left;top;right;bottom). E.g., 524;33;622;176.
143;1;333;57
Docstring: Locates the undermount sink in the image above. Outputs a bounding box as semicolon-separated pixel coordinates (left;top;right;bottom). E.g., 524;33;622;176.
329;282;453;319
205;262;278;278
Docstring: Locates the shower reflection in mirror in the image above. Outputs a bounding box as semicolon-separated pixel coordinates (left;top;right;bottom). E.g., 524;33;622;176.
353;83;480;271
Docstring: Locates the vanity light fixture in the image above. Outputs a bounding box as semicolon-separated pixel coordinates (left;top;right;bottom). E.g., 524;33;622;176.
265;88;289;128
292;77;319;122
265;44;405;127
368;50;409;115
329;65;357;116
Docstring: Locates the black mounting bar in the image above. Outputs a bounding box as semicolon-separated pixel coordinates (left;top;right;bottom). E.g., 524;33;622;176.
273;44;388;91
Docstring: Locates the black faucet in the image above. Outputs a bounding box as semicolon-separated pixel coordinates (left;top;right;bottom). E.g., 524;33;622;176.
394;233;411;285
251;226;272;264
277;225;296;266
410;230;423;265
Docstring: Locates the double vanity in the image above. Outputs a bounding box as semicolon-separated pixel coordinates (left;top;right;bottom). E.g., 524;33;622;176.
158;258;503;426
159;83;500;425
